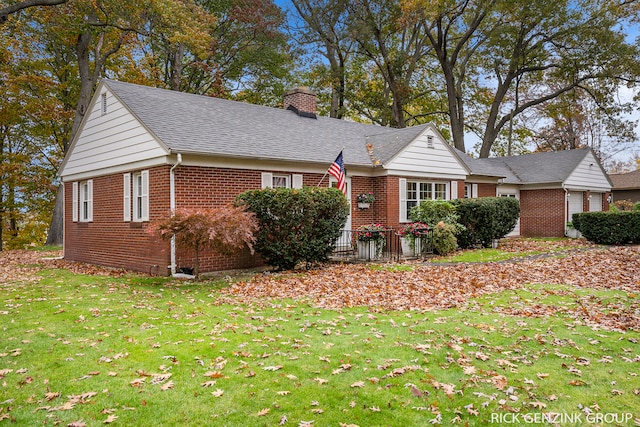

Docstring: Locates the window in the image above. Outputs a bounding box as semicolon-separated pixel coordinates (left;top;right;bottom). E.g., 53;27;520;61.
73;180;93;222
272;175;289;188
261;172;303;189
399;179;449;222
132;171;149;222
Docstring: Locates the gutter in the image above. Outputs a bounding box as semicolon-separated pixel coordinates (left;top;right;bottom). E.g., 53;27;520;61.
169;153;182;275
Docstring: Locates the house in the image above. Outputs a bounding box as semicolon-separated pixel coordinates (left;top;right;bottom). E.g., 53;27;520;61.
58;80;611;275
609;170;640;204
454;148;612;236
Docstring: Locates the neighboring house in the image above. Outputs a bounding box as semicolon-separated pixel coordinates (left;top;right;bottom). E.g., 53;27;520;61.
609;170;640;203
58;80;611;275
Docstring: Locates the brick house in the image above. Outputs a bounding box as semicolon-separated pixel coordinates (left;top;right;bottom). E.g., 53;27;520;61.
609;170;640;204
58;80;611;274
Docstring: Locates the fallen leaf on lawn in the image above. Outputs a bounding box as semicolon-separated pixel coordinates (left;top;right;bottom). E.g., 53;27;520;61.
611;389;624;395
276;390;290;396
339;424;360;427
491;375;508;390
211;389;224;397
279;415;287;425
569;379;587;386
160;381;174;391
350;381;365;388
67;420;87;427
536;373;549;379
257;408;270;416
313;377;328;385
45;392;60;401
263;365;283;371
130;378;145;387
369;406;381;412
529;401;547;409
204;371;224;378
103;414;118;424
201;380;217;388
311;408;323;414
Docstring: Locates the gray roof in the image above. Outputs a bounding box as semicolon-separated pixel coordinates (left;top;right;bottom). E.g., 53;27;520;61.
453;148;592;184
609;169;640;189
105;79;411;167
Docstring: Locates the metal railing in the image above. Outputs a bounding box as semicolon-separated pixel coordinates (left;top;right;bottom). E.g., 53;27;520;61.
331;227;433;262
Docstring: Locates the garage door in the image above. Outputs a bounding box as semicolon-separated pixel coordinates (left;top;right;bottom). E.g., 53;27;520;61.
589;193;603;212
568;192;583;222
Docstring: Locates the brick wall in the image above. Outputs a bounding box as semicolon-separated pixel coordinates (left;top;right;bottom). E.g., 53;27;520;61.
64;166;171;274
477;183;497;197
65;165;388;275
520;189;565;237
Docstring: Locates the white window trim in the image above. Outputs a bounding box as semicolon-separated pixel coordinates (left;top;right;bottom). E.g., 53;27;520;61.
72;182;79;222
79;180;93;222
123;173;131;221
133;170;149;222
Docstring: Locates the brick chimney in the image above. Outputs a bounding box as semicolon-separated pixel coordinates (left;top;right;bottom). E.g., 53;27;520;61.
283;87;317;118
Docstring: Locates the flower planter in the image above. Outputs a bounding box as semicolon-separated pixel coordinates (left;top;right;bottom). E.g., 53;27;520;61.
400;237;422;257
357;202;370;209
357;240;382;260
565;228;581;238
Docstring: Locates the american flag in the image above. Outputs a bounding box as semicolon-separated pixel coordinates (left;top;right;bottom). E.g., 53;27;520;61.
328;151;347;196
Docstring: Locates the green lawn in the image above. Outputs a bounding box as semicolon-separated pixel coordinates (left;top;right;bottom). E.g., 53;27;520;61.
0;263;638;426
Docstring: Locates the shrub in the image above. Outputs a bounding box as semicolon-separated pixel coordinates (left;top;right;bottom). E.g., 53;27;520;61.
572;211;640;245
147;205;258;278
431;221;458;255
453;197;520;248
235;186;349;270
611;199;634;212
409;199;459;227
634;202;640;212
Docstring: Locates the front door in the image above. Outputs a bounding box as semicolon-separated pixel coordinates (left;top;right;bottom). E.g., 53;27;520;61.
330;177;352;250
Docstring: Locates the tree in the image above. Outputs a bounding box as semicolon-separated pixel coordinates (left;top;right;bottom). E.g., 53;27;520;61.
148;205;258;278
400;0;640;157
347;0;434;128
0;0;67;23
291;0;353;118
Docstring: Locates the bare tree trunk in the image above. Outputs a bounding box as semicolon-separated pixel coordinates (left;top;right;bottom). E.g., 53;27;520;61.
44;185;64;246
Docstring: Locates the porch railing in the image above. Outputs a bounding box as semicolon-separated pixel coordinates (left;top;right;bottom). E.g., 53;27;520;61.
331;227;433;262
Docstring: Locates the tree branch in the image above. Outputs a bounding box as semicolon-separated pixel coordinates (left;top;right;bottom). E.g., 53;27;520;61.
1;0;67;23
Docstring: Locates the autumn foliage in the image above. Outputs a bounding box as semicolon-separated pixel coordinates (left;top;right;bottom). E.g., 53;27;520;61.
147;205;258;277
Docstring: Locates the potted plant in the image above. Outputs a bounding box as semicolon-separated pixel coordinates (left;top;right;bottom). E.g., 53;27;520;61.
565;222;581;238
355;223;386;260
398;222;429;257
356;192;375;209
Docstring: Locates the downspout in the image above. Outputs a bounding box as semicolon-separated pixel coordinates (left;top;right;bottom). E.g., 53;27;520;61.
169;153;182;275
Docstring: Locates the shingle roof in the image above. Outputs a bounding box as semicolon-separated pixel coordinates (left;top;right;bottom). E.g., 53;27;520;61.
453;148;592;184
609;169;640;189
104;79;410;167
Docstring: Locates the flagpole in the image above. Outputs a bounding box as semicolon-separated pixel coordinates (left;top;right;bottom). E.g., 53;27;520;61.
317;147;345;187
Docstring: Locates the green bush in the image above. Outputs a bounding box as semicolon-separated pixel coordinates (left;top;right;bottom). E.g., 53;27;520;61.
235;187;349;270
409;199;459;227
572;211;640;245
634;202;640;212
453;197;520;248
431;222;458;255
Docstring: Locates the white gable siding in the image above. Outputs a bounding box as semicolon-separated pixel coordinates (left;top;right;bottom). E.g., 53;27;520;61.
385;129;467;179
60;86;168;180
564;152;611;191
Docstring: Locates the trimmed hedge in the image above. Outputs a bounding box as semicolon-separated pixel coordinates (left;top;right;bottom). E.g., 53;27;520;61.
236;186;349;270
572;211;640;245
452;197;520;248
